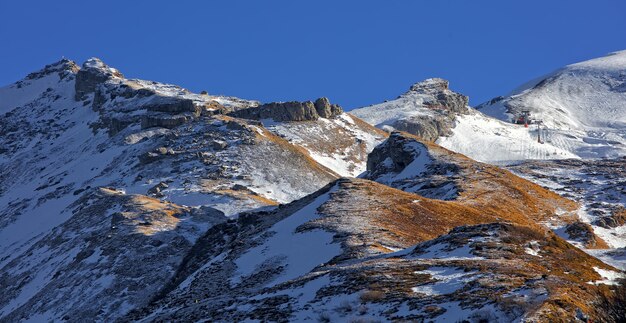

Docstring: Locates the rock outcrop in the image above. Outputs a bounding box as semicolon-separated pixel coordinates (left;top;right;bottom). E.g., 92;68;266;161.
409;78;468;114
366;131;423;178
75;58;124;100
351;78;469;141
229;97;343;122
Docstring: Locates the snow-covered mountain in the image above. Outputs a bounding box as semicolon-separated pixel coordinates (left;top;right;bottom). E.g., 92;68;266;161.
477;50;626;159
0;58;384;321
351;78;577;164
2;55;626;322
123;132;623;322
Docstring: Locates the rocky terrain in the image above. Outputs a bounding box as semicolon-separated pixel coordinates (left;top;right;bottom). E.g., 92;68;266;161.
1;53;626;322
351;78;469;142
0;58;383;321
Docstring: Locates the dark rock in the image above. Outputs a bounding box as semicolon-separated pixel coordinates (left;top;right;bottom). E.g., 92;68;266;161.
140;114;194;129
144;98;200;116
391;115;453;142
366;132;424;178
594;207;626;229
230;98;343;122
139;147;175;164
375;78;469;141
565;221;604;248
147;182;169;198
25;59;79;81
75;58;124;101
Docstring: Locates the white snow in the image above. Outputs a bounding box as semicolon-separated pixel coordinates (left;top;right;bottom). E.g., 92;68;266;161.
589;266;625;286
0;73;61;114
232;186;342;287
524;241;542;257
351;89;439;128
437;110;578;164
476;50;626;161
262;113;385;177
411;266;477;295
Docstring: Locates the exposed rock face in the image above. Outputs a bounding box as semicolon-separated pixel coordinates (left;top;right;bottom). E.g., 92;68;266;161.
595;207;626;229
229;97;343;122
74;58;124;100
351;78;469;141
366;131;422;178
391;78;469;140
24;59;79;81
313;97;343;118
391;115;452;141
565;221;608;248
409;78;469;114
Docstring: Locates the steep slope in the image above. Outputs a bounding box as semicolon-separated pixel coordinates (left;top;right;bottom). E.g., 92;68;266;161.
508;158;626;270
229;97;387;177
0;188;225;322
477;50;626;159
125;174;624;321
351;78;576;164
0;58;382;321
365;132;584;231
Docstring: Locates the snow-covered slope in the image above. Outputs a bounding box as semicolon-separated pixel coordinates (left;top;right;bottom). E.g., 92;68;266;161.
262;113;386;177
0;58;381;321
477;50;626;159
125;172;620;322
437;110;578;163
351;78;576;164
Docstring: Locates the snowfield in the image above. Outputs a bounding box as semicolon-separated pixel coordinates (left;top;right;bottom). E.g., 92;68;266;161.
476;50;626;161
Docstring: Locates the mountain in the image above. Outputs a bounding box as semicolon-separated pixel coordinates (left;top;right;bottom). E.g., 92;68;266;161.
123;133;621;322
1;55;626;322
0;58;383;321
352;78;578;164
477;50;626;159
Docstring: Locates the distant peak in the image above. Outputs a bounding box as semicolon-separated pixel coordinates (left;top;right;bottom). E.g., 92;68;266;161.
408;78;449;94
74;58;125;100
80;57;124;79
24;58;79;81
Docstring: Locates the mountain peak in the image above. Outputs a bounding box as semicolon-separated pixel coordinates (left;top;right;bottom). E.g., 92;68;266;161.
24;58;79;81
408;77;450;94
75;57;124;100
80;57;124;78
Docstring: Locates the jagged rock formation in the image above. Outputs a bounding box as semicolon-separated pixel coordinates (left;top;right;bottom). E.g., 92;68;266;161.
230;97;343;122
351;78;469;141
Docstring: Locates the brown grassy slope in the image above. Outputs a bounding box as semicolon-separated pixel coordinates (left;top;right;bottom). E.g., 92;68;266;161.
416;134;579;225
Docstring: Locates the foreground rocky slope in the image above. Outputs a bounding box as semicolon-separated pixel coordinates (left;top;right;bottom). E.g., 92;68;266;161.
124;133;624;322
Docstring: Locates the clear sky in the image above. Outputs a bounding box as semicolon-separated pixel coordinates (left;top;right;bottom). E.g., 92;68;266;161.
1;1;625;109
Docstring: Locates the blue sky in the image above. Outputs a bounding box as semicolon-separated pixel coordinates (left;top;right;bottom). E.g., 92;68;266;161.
1;1;625;109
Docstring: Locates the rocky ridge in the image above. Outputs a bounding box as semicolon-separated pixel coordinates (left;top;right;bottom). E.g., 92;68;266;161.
351;78;469;141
